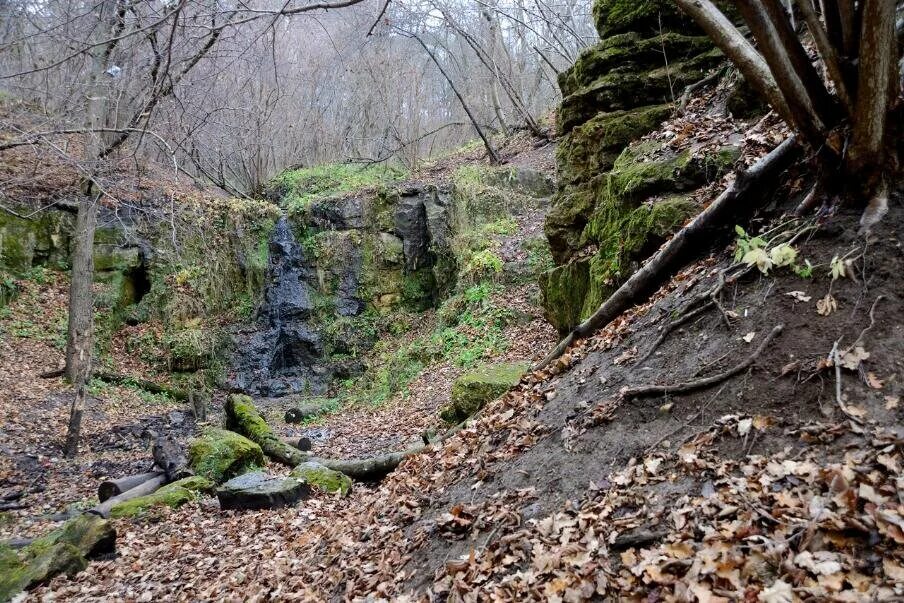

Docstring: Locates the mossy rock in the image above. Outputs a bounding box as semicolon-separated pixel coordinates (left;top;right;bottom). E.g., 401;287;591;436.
441;362;530;424
558;51;723;134
165;326;221;372
556;104;673;186
290;461;352;496
539;260;594;334
188;427;264;484
0;205;73;274
559;34;712;98
109;476;212;518
544;181;601;264
0;542;85;601
0;514;114;601
592;0;692;37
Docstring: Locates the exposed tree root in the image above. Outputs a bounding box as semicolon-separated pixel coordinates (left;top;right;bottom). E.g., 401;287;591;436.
635;300;715;366
621;324;783;399
535;137;800;371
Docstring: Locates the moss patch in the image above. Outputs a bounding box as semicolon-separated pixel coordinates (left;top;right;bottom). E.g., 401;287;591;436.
291;461;352;496
441;362;530;424
539;260;593;334
188;427;264;484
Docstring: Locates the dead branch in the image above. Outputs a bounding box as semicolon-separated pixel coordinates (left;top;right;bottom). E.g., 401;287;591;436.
621;324;784;398
535;137;800;370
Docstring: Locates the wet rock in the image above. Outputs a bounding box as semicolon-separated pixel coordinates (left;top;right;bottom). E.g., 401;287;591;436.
217;472;309;510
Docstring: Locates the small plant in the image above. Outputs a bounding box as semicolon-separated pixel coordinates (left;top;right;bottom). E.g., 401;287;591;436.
734;226;803;275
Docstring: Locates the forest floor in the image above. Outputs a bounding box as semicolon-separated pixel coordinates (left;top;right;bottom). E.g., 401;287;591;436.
2;111;903;600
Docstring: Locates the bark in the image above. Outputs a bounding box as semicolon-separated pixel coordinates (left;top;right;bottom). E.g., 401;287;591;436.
535;137;801;370
98;472;163;503
735;0;831;144
64;196;98;384
794;0;854;113
63;381;87;458
675;0;794;123
847;0;898;189
152;436;191;482
88;474;167;518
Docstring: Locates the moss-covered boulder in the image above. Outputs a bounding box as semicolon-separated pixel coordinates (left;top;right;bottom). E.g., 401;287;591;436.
108;476;213;519
539;260;593;334
0;514;115;601
441;362;530;424
291;461;352;496
188;427;264;484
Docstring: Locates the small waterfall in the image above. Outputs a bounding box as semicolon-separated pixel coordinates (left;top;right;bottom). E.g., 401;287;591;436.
229;215;326;397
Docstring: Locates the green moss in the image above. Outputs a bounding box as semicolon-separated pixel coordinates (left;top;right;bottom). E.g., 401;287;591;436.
592;0;691;37
273;163;407;212
0;514;114;600
556;104;672;185
290;462;352;496
538;260;592;334
188;427;264;484
164;325;222;372
544;183;598;263
441;362;530;424
109;486;193;518
560;34;712;98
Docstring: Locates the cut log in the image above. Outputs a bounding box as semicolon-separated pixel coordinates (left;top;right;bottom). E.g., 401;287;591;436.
88;474;166;518
152;435;191;482
535;137;801;370
98;472;163;503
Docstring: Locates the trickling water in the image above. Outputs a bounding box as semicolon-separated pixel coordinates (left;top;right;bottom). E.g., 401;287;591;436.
229;215;325;397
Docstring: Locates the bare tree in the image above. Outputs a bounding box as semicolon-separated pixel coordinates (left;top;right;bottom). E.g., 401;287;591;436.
676;0;902;228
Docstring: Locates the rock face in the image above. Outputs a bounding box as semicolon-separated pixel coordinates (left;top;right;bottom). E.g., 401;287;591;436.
541;0;740;333
228;182;456;397
188;428;265;484
441;362;530;424
217;472;309;510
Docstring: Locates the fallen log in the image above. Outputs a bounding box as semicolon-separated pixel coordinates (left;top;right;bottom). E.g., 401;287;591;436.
98;472;163;502
88;474;166;518
226;395;307;466
94;371;188;401
535;137;801;370
227;394;463;481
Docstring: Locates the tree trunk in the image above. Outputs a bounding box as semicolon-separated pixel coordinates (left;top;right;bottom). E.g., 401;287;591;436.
64;195;99;384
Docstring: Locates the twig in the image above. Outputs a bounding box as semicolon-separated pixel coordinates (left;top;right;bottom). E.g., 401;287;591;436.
678;68;724;113
621;324;783;399
636;300;715;365
848;295;884;351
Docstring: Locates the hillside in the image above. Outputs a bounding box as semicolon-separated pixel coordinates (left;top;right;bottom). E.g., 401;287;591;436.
1;0;903;600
